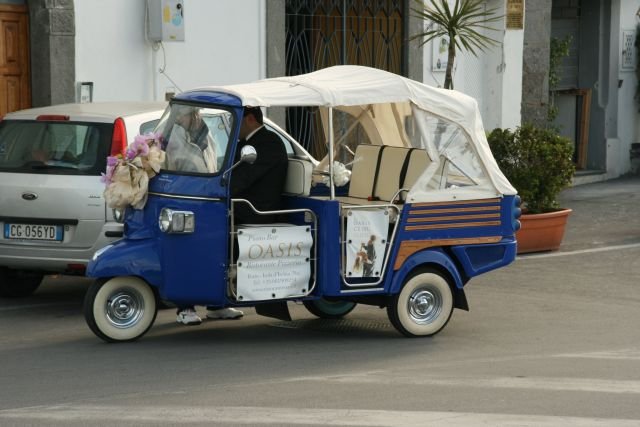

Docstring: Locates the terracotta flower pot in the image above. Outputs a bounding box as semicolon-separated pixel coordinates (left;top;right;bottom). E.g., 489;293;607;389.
516;208;572;254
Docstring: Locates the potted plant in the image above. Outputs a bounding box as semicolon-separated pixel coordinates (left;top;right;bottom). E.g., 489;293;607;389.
487;124;576;253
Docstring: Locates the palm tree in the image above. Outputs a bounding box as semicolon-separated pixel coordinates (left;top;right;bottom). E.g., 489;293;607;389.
411;0;502;90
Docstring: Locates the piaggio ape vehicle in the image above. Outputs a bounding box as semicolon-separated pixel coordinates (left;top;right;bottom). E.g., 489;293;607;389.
84;66;520;342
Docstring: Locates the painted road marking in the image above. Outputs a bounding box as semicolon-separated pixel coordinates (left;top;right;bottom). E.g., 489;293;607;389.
554;349;640;361
517;242;640;260
0;405;638;426
282;373;640;394
0;303;75;312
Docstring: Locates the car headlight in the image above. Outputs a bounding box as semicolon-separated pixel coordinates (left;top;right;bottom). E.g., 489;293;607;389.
112;208;125;223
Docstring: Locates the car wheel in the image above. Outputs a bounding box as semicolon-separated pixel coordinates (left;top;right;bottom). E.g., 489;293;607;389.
0;268;44;298
83;276;157;343
303;298;357;319
387;268;454;337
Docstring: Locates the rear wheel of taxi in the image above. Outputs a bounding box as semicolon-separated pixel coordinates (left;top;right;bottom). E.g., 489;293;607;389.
0;268;44;298
84;276;157;343
303;298;357;319
387;269;453;337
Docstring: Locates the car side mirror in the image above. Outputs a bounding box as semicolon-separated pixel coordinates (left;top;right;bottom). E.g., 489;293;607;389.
222;145;258;185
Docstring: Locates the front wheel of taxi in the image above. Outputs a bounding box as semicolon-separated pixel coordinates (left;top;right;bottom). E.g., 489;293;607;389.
84;276;157;343
387;268;453;337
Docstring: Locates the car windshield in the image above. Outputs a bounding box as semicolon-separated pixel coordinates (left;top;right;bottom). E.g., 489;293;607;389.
155;104;235;174
0;120;112;175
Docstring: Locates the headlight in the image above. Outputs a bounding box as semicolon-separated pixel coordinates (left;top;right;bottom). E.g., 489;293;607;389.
159;208;195;233
159;208;172;232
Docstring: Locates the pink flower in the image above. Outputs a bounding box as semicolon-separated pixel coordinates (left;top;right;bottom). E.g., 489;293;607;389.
107;156;119;167
125;147;136;160
146;132;163;148
129;137;150;159
100;164;116;185
133;133;149;146
101;156;124;185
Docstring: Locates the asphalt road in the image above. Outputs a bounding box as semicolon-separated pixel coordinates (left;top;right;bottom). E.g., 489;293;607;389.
0;177;639;426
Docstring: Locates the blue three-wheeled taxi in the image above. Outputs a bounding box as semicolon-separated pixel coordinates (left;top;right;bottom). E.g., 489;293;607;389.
85;66;520;342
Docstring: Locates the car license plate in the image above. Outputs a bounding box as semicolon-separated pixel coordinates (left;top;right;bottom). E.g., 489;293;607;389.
4;223;63;241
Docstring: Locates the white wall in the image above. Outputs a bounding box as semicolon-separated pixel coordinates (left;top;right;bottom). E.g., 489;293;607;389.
499;29;524;130
77;0;526;134
75;0;264;102
613;0;640;177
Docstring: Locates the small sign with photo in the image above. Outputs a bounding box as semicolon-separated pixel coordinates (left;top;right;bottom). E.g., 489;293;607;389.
345;209;388;278
432;35;449;72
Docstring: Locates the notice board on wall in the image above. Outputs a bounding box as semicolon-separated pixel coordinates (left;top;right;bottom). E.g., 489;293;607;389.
506;0;524;30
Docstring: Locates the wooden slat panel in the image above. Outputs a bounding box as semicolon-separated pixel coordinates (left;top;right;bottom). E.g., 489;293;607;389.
394;236;502;270
405;221;502;231
409;206;501;215
406;213;501;223
411;198;501;208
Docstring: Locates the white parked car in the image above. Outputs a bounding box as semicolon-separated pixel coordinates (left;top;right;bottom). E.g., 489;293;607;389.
0;102;166;297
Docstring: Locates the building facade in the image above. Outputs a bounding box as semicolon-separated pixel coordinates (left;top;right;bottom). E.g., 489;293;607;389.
4;0;638;179
522;0;640;182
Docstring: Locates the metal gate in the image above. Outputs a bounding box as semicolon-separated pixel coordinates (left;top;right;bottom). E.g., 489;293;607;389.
285;0;405;157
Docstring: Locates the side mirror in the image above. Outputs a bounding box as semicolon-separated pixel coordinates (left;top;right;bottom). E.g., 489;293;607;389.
222;145;258;185
240;145;257;165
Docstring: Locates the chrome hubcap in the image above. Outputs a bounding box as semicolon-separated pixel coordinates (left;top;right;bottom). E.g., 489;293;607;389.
106;290;144;329
408;287;442;324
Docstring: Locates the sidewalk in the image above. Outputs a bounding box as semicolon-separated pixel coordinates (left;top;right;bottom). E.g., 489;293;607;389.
556;175;640;253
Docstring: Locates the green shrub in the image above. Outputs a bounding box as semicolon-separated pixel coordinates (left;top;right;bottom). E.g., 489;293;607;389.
487;124;575;214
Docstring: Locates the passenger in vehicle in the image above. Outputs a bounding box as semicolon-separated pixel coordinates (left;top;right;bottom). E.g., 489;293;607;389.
165;105;217;173
29;125;76;164
176;106;289;326
171;105;242;325
30;147;51;162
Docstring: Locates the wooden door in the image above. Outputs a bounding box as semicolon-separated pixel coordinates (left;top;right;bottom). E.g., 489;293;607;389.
0;4;30;116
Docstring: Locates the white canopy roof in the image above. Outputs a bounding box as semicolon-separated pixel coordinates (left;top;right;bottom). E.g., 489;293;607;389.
194;65;516;201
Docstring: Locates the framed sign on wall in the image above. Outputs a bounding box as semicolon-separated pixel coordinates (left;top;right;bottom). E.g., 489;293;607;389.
431;33;449;72
621;29;636;70
506;0;524;30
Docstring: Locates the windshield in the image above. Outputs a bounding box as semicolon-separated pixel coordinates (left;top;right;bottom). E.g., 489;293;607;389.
155;103;235;174
0;121;112;175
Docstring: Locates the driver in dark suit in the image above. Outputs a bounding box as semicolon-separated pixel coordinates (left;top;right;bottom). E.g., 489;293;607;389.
231;106;289;224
